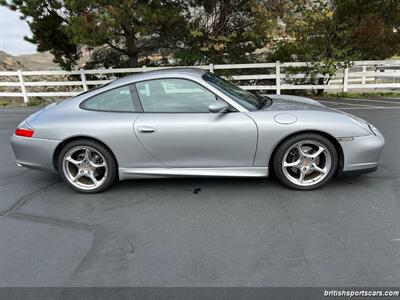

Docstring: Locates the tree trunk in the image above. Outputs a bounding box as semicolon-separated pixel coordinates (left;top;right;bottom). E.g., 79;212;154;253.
316;77;325;96
124;24;139;67
127;52;138;67
126;36;138;67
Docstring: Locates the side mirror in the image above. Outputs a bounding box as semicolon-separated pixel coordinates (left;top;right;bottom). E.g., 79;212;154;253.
209;100;230;113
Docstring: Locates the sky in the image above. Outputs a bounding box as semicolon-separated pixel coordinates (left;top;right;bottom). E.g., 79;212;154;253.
0;6;37;55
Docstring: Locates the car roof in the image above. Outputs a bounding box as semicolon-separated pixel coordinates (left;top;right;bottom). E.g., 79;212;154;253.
109;67;208;87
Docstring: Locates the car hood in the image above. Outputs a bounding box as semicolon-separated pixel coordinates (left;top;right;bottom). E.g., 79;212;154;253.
259;94;374;134
263;94;333;112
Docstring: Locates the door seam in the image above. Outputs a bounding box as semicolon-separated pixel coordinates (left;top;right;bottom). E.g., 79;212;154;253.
133;116;167;167
244;112;260;166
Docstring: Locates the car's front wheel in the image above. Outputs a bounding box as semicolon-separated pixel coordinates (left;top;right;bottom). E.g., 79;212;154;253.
273;133;338;190
58;139;117;193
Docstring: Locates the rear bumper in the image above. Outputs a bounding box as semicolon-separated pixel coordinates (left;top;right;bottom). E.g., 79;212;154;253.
339;130;384;175
10;134;59;171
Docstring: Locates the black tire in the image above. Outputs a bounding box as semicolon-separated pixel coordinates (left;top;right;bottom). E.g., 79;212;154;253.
273;133;338;190
57;139;118;193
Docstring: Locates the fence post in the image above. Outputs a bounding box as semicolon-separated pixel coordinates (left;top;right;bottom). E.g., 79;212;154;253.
342;66;349;92
80;69;88;92
17;70;28;105
209;63;214;73
275;61;281;95
361;66;367;86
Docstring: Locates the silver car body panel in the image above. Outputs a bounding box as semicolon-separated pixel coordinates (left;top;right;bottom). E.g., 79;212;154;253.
10;135;59;171
119;166;268;180
339;133;385;171
134;112;257;167
10;68;385;179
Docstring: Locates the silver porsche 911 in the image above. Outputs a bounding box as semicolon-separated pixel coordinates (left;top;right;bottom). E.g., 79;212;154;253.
10;68;384;193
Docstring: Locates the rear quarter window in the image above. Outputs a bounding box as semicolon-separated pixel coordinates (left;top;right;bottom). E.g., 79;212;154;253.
81;85;137;112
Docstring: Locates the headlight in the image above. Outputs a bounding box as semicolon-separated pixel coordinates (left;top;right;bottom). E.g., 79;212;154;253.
348;115;373;135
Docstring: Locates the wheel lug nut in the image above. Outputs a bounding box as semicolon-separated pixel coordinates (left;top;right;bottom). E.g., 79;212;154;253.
88;171;91;175
80;170;84;173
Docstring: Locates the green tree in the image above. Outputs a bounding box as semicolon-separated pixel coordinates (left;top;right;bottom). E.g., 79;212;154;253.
1;0;188;69
271;0;399;62
0;0;80;69
268;0;400;93
66;0;187;67
335;0;400;59
174;0;283;65
2;0;398;70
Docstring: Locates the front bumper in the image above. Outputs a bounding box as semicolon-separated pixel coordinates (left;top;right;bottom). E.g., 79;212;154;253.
339;130;385;175
10;134;59;171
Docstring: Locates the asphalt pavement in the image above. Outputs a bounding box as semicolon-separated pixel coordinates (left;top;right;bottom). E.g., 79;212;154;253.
0;98;399;286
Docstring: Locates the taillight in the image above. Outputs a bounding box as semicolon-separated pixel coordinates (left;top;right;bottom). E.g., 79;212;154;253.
15;128;34;137
15;122;34;137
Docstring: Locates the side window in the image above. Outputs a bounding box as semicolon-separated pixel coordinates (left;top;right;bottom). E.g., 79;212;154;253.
135;79;216;112
81;85;136;112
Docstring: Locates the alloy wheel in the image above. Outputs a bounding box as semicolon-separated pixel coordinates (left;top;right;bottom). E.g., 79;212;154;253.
281;140;332;187
62;146;108;191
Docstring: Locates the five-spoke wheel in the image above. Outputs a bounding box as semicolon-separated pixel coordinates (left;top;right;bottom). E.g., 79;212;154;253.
273;133;338;190
58;139;117;193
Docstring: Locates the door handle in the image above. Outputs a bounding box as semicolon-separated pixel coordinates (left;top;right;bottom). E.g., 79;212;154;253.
137;126;156;134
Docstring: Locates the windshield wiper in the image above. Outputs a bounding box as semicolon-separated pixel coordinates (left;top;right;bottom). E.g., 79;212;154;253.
257;96;271;109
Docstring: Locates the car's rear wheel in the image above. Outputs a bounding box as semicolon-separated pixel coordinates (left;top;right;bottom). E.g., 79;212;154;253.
58;139;117;193
273;133;338;190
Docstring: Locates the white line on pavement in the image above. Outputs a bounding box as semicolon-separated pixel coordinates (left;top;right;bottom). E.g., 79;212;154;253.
0;115;31;117
337;106;400;110
318;100;383;108
342;98;400;104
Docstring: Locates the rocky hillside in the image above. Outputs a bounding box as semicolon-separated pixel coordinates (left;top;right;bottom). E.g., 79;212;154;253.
0;51;59;71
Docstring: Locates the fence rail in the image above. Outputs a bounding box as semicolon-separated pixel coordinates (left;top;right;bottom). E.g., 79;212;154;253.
1;60;399;104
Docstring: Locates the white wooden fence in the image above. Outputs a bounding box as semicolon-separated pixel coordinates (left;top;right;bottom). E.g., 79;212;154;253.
1;60;399;104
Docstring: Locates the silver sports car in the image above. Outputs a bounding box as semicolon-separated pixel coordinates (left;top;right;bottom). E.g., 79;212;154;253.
11;68;384;193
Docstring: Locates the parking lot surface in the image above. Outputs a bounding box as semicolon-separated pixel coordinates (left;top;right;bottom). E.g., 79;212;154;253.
0;97;399;286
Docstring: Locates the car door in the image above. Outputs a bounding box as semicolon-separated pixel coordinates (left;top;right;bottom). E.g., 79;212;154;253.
133;78;257;168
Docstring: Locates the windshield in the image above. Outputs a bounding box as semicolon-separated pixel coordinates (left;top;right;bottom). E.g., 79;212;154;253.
202;72;270;111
